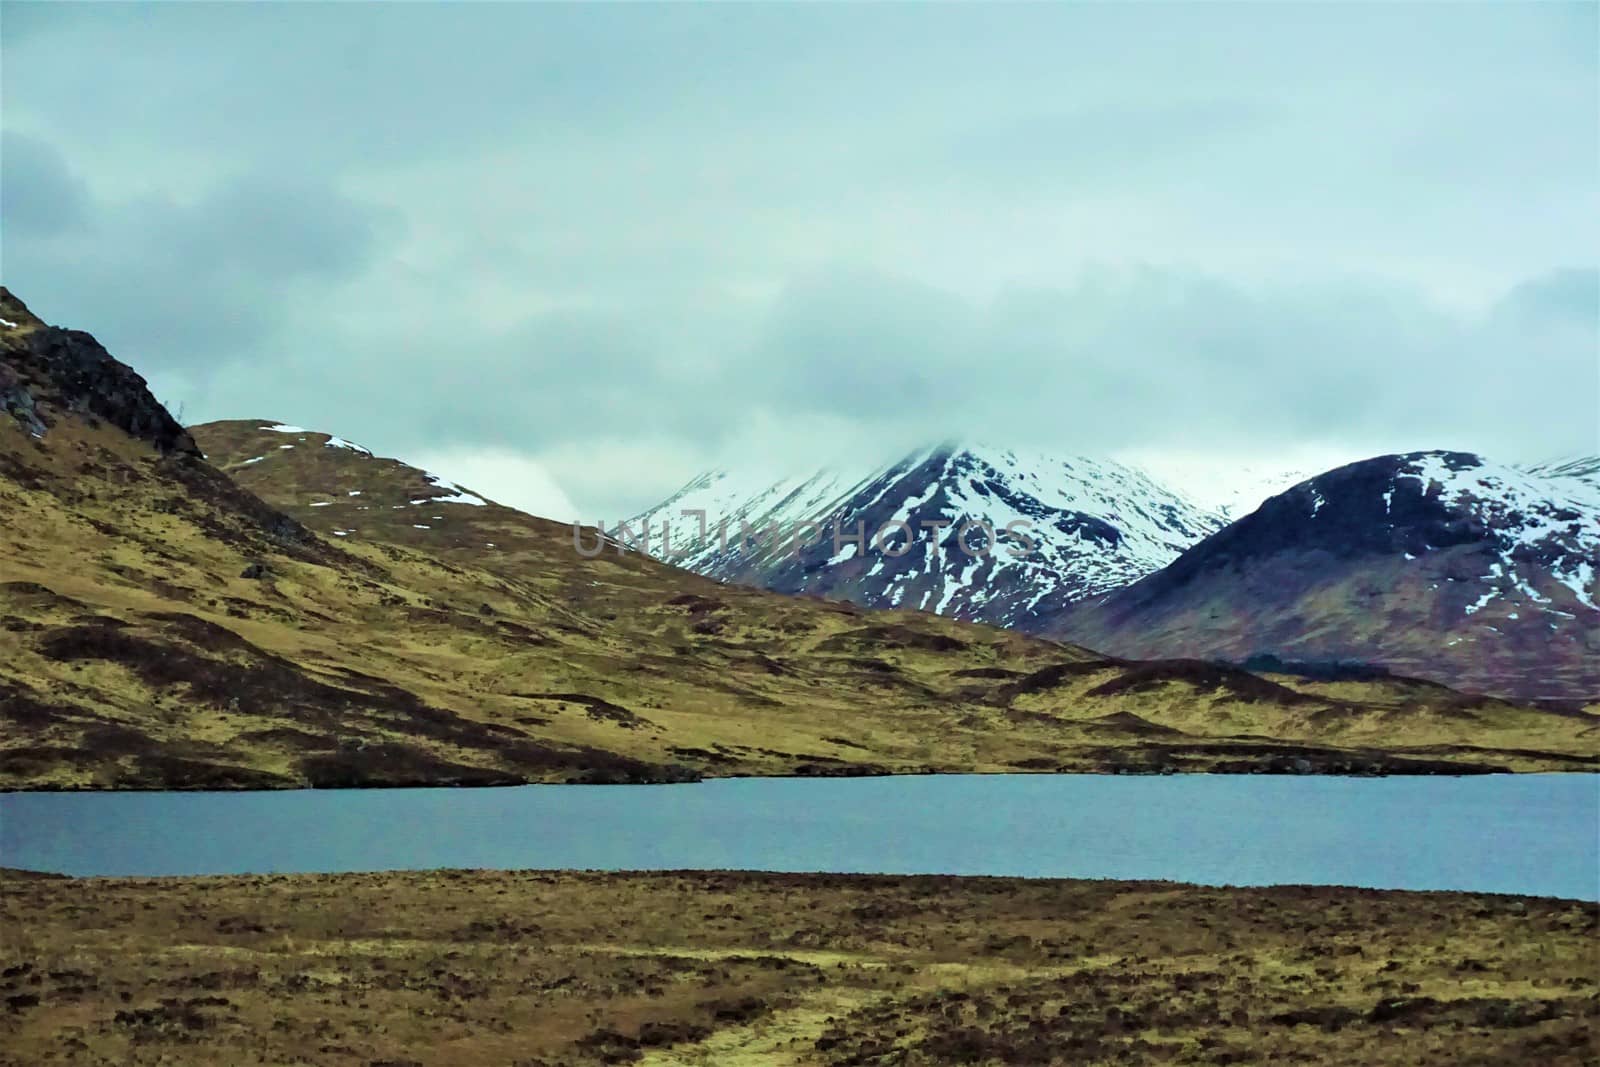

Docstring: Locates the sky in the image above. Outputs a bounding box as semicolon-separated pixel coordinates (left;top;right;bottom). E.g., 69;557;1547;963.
3;2;1596;521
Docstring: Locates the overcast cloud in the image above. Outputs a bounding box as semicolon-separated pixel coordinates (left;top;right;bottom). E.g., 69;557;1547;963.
3;2;1595;519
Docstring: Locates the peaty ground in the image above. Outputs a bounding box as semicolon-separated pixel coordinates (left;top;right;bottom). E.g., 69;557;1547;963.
1;867;1595;1066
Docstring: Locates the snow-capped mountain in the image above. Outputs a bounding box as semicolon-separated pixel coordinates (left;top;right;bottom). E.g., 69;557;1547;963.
1042;451;1600;703
628;444;1223;629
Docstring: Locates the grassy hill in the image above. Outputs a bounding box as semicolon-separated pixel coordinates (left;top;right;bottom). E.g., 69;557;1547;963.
2;287;1595;789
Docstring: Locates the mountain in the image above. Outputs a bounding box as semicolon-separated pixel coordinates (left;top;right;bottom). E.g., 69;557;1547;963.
1039;451;1600;703
630;444;1224;630
3;288;1594;788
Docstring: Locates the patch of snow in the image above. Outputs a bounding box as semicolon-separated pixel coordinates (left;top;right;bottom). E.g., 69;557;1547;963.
240;456;266;466
1464;561;1503;615
325;436;372;456
264;424;309;435
413;524;431;530
347;490;362;496
413;472;489;507
1400;452;1600;612
934;554;984;616
0;317;18;329
309;501;333;508
404;473;490;508
828;541;860;565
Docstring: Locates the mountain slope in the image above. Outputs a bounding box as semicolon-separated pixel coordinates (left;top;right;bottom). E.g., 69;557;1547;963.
631;445;1223;630
4;288;1595;788
1040;451;1600;703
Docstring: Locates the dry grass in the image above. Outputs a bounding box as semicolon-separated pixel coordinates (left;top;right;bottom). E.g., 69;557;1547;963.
1;867;1595;1065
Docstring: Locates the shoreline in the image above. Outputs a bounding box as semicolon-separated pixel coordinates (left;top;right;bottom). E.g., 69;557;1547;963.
5;756;1598;794
5;865;1598;905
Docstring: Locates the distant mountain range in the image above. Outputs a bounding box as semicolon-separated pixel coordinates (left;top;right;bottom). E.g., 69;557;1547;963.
629;445;1221;631
635;448;1600;702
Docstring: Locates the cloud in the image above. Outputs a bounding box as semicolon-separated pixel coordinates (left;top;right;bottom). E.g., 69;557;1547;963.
0;3;1594;516
2;132;403;378
407;446;580;524
0;130;92;238
733;264;1597;464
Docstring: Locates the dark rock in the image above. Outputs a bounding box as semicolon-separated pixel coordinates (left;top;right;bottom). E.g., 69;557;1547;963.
239;562;268;580
0;288;198;456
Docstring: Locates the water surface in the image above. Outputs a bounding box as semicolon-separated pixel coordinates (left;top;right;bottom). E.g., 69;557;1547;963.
2;774;1595;898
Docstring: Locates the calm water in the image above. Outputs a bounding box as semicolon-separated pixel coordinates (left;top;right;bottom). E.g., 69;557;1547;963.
2;774;1596;899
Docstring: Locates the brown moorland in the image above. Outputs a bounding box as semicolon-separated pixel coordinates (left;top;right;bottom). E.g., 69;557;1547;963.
1;867;1595;1066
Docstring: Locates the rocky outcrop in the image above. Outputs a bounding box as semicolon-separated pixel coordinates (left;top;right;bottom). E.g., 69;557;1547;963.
0;288;321;557
0;287;198;456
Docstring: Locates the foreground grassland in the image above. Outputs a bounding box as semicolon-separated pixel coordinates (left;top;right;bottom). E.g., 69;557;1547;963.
1;868;1595;1066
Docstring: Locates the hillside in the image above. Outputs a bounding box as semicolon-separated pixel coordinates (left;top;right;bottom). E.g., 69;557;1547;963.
1041;452;1600;704
629;445;1222;630
3;287;1596;789
193;415;1600;778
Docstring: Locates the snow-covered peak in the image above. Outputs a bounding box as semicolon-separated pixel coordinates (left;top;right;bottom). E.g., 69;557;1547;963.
628;442;1223;628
